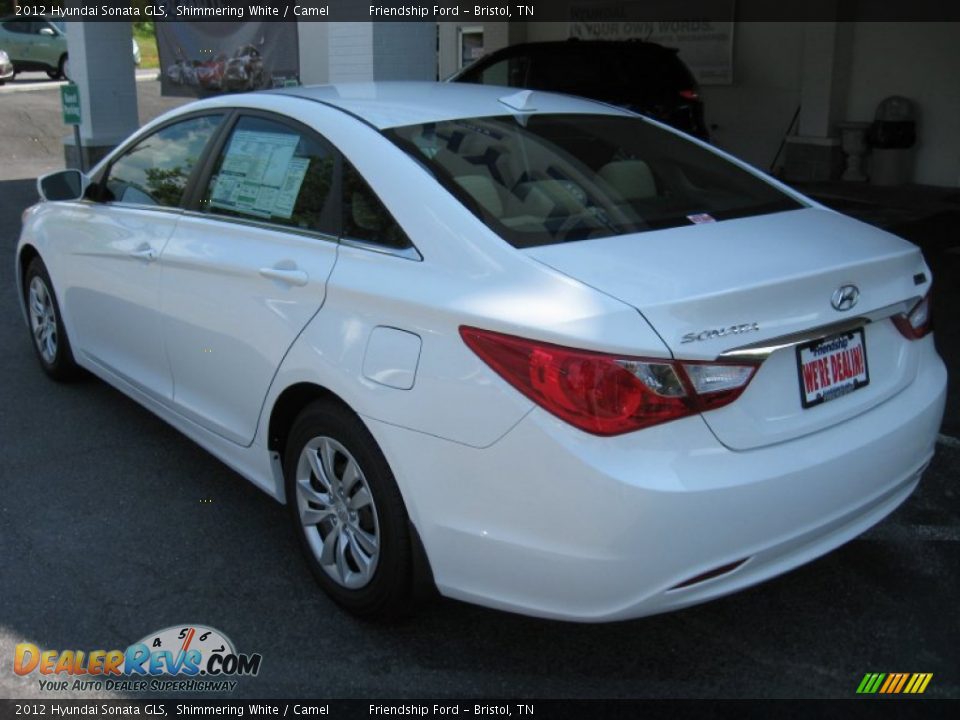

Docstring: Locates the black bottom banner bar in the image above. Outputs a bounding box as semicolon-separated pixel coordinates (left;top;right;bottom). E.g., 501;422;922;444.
0;699;957;720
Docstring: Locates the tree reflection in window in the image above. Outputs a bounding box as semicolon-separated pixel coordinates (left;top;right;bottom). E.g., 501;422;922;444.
103;115;223;207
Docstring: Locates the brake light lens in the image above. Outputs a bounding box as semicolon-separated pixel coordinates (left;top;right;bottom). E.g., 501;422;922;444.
678;89;700;101
460;327;759;436
893;293;933;340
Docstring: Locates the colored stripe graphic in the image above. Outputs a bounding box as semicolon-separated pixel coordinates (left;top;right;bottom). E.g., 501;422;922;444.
857;673;932;694
879;674;896;693
893;673;909;693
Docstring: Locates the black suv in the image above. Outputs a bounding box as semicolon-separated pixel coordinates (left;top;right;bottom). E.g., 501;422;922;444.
449;39;709;140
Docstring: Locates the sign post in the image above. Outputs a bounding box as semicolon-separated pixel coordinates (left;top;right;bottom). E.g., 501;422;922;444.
60;83;83;171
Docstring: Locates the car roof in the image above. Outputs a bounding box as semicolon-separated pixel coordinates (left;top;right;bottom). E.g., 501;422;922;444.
266;81;631;130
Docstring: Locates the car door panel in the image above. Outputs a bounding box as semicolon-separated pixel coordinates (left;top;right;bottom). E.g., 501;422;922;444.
160;112;340;446
51;113;225;400
160;219;337;445
49;203;179;400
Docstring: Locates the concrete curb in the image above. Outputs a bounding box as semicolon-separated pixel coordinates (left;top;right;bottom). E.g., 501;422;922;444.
0;70;159;94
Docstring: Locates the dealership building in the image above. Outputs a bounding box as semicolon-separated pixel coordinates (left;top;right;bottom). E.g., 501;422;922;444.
65;10;959;188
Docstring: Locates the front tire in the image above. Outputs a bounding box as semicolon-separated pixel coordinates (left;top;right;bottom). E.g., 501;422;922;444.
284;401;416;618
24;257;79;381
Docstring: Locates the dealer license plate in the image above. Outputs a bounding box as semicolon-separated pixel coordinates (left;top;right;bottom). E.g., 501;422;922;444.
796;329;870;409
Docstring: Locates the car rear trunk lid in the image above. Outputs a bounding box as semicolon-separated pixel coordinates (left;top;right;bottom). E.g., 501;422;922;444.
525;208;930;449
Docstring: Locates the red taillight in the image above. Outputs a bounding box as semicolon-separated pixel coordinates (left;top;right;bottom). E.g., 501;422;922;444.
892;293;933;340
678;89;700;101
460;327;758;436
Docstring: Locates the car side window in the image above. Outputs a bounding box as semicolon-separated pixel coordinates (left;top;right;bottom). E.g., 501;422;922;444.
202;115;337;235
342;161;412;250
102;114;223;208
2;20;29;34
472;55;529;88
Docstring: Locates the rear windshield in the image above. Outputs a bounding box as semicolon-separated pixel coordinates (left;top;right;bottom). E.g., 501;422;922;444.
385;114;803;248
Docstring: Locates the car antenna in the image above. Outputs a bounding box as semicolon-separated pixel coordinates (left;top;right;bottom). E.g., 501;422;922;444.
498;90;536;125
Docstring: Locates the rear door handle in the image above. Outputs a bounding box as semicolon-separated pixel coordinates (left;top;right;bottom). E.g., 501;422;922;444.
129;246;158;262
259;267;309;286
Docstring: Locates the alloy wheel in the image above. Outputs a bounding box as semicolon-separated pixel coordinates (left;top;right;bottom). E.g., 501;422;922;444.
28;276;58;365
295;436;381;589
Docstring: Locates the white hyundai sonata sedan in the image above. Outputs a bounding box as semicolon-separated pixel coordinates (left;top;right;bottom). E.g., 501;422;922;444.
16;82;946;621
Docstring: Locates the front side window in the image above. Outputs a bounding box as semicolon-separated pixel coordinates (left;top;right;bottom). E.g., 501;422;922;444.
202;115;336;234
103;114;223;207
386;114;803;248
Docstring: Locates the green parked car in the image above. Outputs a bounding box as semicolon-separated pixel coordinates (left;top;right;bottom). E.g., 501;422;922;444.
0;17;140;81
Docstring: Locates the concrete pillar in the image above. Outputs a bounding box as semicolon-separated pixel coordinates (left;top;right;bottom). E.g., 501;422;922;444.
372;23;436;80
797;22;854;137
300;23;436;84
63;22;138;170
784;20;855;182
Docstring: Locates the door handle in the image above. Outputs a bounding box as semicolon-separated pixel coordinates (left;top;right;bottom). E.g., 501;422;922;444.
259;267;309;286
129;246;158;262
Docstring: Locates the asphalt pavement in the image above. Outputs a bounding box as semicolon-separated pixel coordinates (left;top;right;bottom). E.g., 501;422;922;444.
0;79;958;701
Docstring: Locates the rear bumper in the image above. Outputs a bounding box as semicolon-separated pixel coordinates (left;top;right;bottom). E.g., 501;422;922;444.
367;339;946;622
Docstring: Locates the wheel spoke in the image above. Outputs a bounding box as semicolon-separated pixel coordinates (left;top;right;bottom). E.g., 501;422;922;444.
318;438;341;491
341;458;363;496
34;280;48;305
319;523;340;565
350;525;378;556
30;294;45;318
348;486;372;511
345;530;374;580
334;528;350;582
305;447;333;494
296;479;334;526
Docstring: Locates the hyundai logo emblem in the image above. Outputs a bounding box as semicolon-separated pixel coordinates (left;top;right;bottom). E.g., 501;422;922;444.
831;285;860;312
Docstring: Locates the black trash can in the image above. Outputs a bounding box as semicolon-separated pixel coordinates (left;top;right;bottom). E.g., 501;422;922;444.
868;96;916;185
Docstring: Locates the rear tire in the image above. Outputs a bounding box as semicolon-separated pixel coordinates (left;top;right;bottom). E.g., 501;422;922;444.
24;257;79;381
284;401;416;619
49;54;67;80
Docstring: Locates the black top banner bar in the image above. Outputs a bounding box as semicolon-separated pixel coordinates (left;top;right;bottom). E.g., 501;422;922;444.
4;0;960;22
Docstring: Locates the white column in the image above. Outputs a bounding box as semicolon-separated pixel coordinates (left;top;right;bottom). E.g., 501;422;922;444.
797;21;854;138
63;22;138;168
300;23;437;84
783;19;855;182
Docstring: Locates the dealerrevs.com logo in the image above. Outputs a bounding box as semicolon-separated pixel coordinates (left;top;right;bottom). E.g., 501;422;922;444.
14;625;262;693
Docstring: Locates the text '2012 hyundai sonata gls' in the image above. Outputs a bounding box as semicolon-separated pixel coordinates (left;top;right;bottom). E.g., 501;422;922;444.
17;82;946;621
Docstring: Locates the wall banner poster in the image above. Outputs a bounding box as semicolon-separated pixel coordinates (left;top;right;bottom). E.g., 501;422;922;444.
156;20;300;98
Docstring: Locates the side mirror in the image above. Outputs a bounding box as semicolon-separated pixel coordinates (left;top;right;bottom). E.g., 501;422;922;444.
38;27;56;37
37;169;90;202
